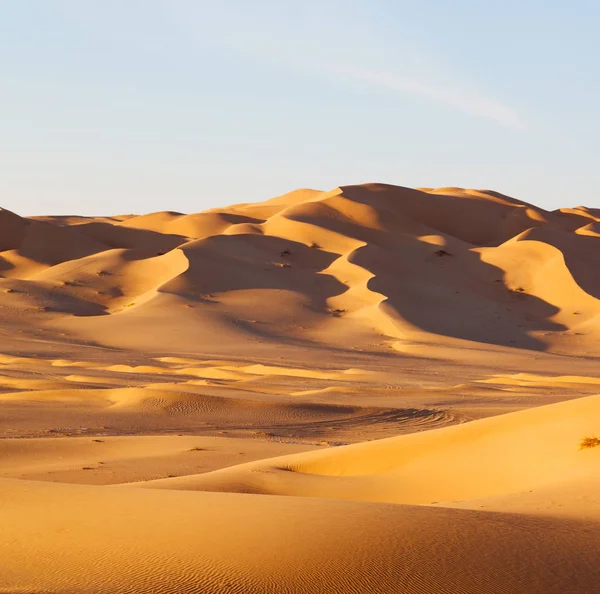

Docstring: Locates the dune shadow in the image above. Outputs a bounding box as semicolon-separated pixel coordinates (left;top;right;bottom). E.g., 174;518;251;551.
0;256;15;274
350;238;567;351
74;221;188;253
168;230;568;351
525;228;600;301
167;234;347;311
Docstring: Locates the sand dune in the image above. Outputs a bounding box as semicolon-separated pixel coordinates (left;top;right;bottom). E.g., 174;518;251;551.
1;184;600;354
2;477;599;594
130;391;600;506
0;435;314;485
3;184;600;592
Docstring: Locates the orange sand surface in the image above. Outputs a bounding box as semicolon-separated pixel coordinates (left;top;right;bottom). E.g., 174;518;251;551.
2;184;600;592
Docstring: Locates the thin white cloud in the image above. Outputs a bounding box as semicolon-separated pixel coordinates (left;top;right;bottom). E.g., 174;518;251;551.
115;1;524;131
308;63;524;131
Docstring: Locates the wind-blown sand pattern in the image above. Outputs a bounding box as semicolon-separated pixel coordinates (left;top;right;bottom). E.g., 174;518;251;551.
2;184;600;592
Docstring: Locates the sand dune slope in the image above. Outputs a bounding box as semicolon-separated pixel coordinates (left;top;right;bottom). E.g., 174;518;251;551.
2;184;600;354
134;392;600;507
1;478;599;594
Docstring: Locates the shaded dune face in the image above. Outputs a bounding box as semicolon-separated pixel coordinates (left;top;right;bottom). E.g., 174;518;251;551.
2;184;600;353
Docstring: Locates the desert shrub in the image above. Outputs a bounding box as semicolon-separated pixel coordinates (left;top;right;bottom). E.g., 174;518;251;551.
579;436;600;449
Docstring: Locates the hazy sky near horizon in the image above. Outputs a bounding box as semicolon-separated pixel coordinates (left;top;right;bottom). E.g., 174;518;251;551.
1;1;599;215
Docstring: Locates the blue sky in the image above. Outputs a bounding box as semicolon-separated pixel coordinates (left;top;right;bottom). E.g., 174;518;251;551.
1;1;599;215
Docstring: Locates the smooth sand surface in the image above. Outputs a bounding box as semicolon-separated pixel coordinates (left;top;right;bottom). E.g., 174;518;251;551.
3;478;600;594
2;184;600;592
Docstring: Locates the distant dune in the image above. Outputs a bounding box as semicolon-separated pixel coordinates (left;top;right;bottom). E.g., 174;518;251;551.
2;183;600;355
2;184;600;592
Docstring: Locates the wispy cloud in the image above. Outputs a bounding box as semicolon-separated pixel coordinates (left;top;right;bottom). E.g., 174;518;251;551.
135;1;525;131
305;62;524;131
